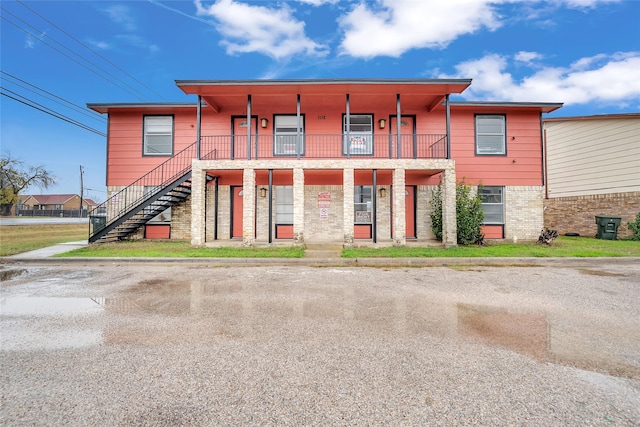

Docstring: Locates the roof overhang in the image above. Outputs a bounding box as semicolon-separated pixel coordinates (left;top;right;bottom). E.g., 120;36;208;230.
87;103;198;114
450;101;563;114
175;78;473;113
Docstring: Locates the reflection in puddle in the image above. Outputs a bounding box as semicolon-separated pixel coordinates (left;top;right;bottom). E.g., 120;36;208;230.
457;304;549;361
1;297;105;351
1;284;637;380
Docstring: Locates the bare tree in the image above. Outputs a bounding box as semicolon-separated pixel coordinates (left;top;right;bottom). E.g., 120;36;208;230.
0;154;57;216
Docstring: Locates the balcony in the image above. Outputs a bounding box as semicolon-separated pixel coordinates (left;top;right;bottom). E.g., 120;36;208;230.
200;133;447;160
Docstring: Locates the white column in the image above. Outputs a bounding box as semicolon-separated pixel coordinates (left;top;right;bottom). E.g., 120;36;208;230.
442;167;457;247
242;168;256;247
293;168;305;244
393;168;406;246
190;161;206;246
343;168;354;247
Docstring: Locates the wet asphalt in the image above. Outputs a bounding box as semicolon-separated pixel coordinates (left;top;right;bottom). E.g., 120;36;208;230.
1;259;639;426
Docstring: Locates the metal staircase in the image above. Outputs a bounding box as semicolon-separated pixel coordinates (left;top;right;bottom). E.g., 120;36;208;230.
89;142;199;243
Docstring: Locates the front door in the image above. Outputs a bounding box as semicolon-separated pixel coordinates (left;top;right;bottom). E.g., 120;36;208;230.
231;116;258;159
231;186;243;238
390;115;416;158
405;185;416;238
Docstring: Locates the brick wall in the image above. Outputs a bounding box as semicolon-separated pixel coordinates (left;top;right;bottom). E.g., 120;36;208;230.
544;192;639;238
304;185;344;241
171;195;191;240
505;186;544;241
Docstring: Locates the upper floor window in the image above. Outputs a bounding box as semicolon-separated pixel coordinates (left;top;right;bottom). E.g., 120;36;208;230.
475;115;506;155
143;116;173;156
274;115;304;156
344;114;373;155
480;186;504;224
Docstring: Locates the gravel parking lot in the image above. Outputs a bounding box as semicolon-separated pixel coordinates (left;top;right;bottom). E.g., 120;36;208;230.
1;261;639;426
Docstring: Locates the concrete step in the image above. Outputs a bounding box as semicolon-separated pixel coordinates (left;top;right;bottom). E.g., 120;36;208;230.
304;244;343;258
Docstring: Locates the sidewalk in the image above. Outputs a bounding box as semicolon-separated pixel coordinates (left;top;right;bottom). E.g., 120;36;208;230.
7;241;88;260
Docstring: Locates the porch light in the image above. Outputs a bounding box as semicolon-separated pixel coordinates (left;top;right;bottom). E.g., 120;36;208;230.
259;187;268;198
379;187;386;197
261;118;268;128
378;119;386;129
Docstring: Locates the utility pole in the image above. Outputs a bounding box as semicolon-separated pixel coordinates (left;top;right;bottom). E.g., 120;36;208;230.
79;165;84;218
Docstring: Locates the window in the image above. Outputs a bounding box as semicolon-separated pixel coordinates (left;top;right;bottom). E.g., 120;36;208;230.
276;186;294;224
343;114;373;155
354;186;372;224
274;115;304;156
476;115;506;155
143;116;173;156
480;186;504;224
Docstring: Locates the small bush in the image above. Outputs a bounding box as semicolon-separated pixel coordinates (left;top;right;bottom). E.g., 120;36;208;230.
628;212;640;241
430;180;485;245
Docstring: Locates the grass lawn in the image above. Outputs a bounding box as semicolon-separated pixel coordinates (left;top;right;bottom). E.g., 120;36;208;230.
57;240;305;258
343;236;640;258
0;224;88;257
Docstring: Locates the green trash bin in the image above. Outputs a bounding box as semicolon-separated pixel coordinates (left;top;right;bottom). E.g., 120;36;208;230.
595;216;621;240
91;215;107;232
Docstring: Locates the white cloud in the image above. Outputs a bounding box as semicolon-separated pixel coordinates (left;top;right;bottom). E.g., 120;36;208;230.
515;51;544;64
195;0;328;59
440;52;640;106
102;5;137;31
338;0;502;58
296;0;338;5
555;0;620;8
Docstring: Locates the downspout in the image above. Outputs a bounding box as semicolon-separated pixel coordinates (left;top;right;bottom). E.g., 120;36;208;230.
268;169;273;243
541;115;548;198
346;93;351;159
296;94;301;160
396;94;401;159
196;95;202;160
247;94;252;160
445;94;451;159
372;169;377;244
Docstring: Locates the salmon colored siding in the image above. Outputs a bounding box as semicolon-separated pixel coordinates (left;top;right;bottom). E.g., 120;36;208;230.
106;105;544;187
107;110;198;185
449;110;543;186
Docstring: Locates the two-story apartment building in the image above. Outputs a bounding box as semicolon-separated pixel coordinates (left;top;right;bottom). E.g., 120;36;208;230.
88;79;561;247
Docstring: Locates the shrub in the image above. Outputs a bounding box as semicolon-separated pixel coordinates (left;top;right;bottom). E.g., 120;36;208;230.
628;212;640;241
430;180;485;245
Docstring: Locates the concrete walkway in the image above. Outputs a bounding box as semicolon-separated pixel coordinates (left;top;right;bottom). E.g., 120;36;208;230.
7;241;88;259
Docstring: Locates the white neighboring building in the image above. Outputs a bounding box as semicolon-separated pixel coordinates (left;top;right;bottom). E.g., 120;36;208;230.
543;113;640;238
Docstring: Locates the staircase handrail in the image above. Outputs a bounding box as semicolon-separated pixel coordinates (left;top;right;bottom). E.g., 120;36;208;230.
89;141;198;237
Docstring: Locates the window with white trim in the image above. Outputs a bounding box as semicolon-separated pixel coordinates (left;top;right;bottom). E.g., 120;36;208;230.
354;185;372;224
143;116;173;156
480;186;504;224
274;115;304;156
475;115;506;155
276;186;294;224
343;114;373;155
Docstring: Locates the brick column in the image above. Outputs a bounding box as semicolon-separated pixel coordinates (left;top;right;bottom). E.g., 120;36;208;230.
442;167;457;247
293;168;305;245
242;168;256;247
393;168;406;246
190;163;206;246
343;168;354;247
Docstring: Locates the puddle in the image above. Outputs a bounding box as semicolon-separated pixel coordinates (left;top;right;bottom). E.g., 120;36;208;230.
457;304;549;361
1;297;105;351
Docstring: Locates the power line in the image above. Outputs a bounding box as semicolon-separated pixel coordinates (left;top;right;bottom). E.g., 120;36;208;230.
1;71;106;124
1;89;106;137
1;10;152;102
16;0;168;101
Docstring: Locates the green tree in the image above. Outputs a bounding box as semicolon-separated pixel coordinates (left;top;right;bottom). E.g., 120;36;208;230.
430;180;485;245
628;212;640;241
0;154;56;216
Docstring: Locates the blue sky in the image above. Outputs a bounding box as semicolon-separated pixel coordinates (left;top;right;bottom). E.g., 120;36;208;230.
1;0;639;199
